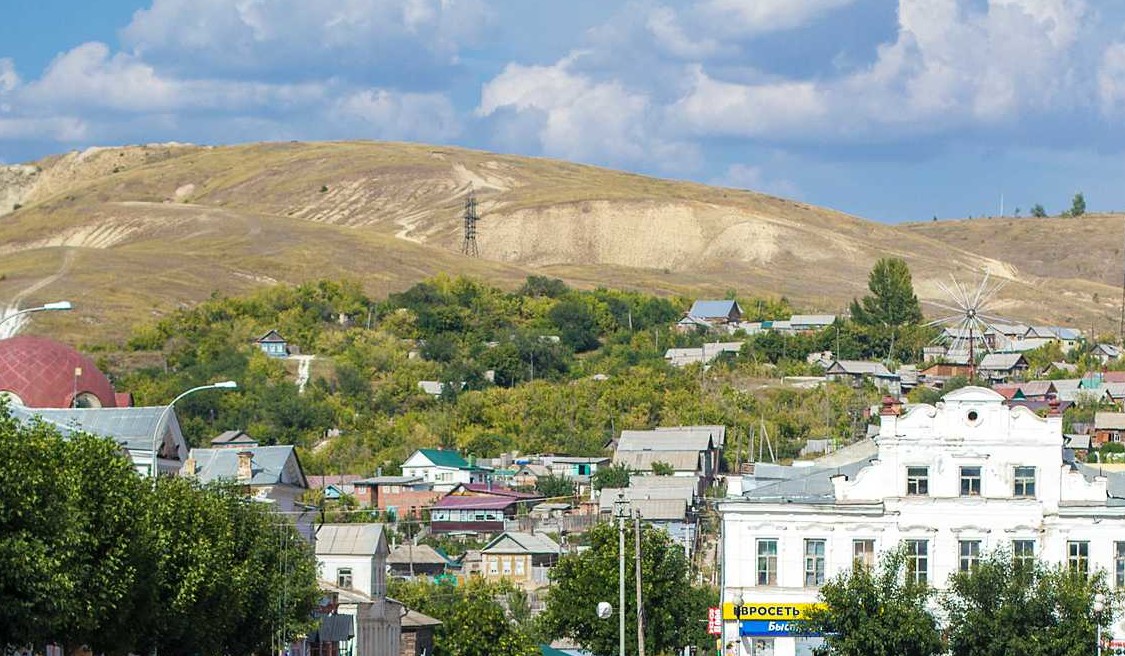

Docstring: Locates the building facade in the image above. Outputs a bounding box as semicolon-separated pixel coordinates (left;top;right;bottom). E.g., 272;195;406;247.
719;387;1125;656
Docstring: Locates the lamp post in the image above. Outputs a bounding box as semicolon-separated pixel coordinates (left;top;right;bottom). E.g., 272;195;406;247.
1094;592;1107;656
149;381;238;478
613;492;630;656
0;301;72;336
733;593;745;656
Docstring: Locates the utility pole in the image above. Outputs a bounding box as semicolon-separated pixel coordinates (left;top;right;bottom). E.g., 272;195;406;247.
614;493;629;656
634;509;646;656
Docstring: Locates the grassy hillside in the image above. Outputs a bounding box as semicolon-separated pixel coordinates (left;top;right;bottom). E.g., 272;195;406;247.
0;140;1116;343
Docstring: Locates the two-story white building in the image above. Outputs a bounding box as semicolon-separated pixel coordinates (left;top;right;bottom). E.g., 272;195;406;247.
401;448;489;492
719;387;1125;656
315;524;402;656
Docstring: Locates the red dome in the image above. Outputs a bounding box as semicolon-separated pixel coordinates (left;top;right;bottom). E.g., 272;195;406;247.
0;336;118;408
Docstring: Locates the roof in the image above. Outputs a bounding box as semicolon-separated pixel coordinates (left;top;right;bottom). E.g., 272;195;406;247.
309;474;364;488
0;336;119;408
1095;344;1122;358
432;495;518;510
412;448;470;469
256;330;287;343
742;458;871;503
978;353;1028;371
210;429;259;447
826;360;893;377
549;456;611;464
1095;412;1125;431
1065;434;1092;450
617;429;715;452
387;543;450;566
1019;381;1057;397
654;424;726;447
353;475;425;486
598;490;688;520
789;314;836;326
450;483;543;499
188;445;307;488
614;450;701;472
482;531;562;555
315;524;386;556
687;300;741;319
401;608;443;629
9;405;183;453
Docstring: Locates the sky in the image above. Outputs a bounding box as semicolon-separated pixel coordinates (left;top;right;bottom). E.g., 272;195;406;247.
3;0;1125;222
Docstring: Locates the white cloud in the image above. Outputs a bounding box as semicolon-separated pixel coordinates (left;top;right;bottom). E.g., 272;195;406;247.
332;89;460;141
698;0;857;35
0;117;87;142
0;59;20;94
671;67;828;138
479;55;697;168
1098;42;1125;114
712;163;800;197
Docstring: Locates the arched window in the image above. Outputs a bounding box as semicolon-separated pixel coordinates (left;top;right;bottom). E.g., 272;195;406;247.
73;392;103;408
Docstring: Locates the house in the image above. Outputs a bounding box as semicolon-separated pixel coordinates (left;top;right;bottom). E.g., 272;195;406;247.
686;300;743;325
399;609;442;656
544;455;611;489
386;543;450;578
512;463;552;489
401;448;489;492
256;330;290;358
1065;433;1092;460
352;476;440;517
788;315;837;332
210;429;260;448
664;342;743;367
7;404;189;476
718;387;1125;655
308;474;364;501
599;487;695;554
1042;361;1079;376
315;524;401;656
417;381;465;397
480;532;562;589
615;427;722;490
1093;344;1122;364
977;353;1030;382
1094;412;1125;447
824;360;899;392
184;443;313;539
1015;380;1057;401
429;495;521;535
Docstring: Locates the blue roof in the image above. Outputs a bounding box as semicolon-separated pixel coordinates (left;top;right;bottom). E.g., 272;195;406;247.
7;405;182;452
188;445;307;487
687;300;741;319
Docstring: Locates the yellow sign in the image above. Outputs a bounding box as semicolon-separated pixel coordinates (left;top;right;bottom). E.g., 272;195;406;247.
721;602;821;620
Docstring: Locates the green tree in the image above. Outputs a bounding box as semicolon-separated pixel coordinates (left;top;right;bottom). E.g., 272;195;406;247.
943;550;1113;656
651;461;675;476
389;578;539;656
540;522;713;656
1068;192;1086;218
849;258;924;327
805;547;943;656
1031;204;1048;218
536;473;577;499
549;299;601;352
592;463;632;490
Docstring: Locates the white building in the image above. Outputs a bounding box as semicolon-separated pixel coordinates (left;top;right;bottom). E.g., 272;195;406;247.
401;448;489;492
315;524;402;656
719;387;1125;656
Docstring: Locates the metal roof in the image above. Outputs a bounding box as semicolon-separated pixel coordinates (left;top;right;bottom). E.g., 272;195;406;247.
481;531;562;555
387;543;450;565
411;448;470;469
432;495;518;510
978;353;1027;371
188;445;307;488
654;424;726;447
315;524;386;556
789;314;836;326
617;429;715;452
614;450;701;472
1095;412;1125;431
826;360;893;377
9;404;184;453
687;300;741;319
353;476;425;486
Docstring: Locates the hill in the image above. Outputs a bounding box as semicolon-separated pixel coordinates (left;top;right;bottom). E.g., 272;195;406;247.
0;140;1117;343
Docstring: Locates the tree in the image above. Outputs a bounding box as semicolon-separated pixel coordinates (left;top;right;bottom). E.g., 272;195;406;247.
389;578;539;656
849;258;923;327
1030;204;1048;218
651;461;675;476
805;547;944;656
536;473;577;499
942;550;1113;656
1068;192;1086;218
549;299;601;352
540;522;713;656
592;463;632;490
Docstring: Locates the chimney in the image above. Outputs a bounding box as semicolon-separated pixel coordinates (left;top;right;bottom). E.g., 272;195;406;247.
879;396;903;416
237;451;253;482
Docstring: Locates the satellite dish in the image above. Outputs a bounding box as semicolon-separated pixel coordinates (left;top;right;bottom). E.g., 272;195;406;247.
596;602;612;619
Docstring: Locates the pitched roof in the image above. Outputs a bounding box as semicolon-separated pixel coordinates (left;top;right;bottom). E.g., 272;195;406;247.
1018;381;1057;397
8;405;184;453
413;448;470;469
353;476;425;486
614;450;701;472
654;424;726;447
210;429;259;447
687;300;741;319
826;360;893;377
617;429;715;452
978;353;1028;371
308;474;364;489
598;490;688;520
742;459;871;503
315;524;386;556
188;445;308;488
450;483;543;499
1095;412;1125;431
401;608;443;629
482;532;561;555
387;543;450;566
789;314;836;326
432;495;518;510
256;329;286;343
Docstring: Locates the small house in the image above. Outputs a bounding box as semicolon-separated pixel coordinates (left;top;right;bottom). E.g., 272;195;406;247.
1093;344;1122;364
788;315;836;332
386;543;450;579
685;300;743;325
480;532;562;589
824;360;899;392
977;353;1030;382
352;476;440;517
256;330;289;358
1094;412;1125;447
401;448;489;492
429;495;520;535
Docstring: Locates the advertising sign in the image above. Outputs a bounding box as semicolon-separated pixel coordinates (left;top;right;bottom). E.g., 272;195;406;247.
738;620;817;637
707;607;723;635
721;602;820;621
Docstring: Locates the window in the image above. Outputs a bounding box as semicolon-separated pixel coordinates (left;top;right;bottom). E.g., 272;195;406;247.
1013;466;1036;498
488;558;499;575
805;539;826;587
757;539;778;586
336;568;353;589
960;466;982;496
1116;542;1125;588
515;558;526;576
853;539;876;569
905;540;929;584
502;558;512;575
1013;540;1036;569
1068;541;1089;574
906;467;929;496
959;540;981;572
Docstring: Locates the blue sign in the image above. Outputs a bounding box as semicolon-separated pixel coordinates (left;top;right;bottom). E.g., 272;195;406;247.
739;620;818;637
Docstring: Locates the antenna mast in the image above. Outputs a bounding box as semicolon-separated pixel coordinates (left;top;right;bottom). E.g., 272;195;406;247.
461;188;480;257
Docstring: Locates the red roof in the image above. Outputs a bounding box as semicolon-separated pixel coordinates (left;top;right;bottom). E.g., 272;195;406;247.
433;495;518;510
451;483;543;499
0;336;118;408
1103;372;1125;383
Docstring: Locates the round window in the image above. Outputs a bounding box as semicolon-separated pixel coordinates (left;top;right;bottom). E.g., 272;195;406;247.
966;410;980;424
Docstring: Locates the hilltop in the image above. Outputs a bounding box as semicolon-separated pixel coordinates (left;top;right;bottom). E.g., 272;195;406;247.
0;140;1118;343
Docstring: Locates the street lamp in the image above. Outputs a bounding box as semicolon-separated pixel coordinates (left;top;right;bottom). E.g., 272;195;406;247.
1094;592;1107;656
0;301;72;335
149;381;238;478
613;492;630;656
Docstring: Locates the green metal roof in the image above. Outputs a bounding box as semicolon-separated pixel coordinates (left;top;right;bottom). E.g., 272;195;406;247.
418;448;470;469
540;645;571;656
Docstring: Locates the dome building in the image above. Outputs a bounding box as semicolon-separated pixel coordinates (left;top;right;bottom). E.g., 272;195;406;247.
0;335;129;408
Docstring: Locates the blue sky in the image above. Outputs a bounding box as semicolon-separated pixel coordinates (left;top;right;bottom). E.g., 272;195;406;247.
3;0;1125;222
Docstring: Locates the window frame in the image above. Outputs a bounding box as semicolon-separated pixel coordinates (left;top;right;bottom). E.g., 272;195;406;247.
804;539;826;587
1013;466;1036;498
336;567;353;590
905;539;929;584
852;539;876;569
958;539;981;572
756;538;778;586
959;466;982;497
1116;542;1125;588
1068;540;1090;574
1012;539;1036;569
906;466;930;496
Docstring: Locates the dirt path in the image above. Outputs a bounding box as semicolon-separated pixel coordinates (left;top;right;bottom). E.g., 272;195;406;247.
0;249;75;338
292;354;314;394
